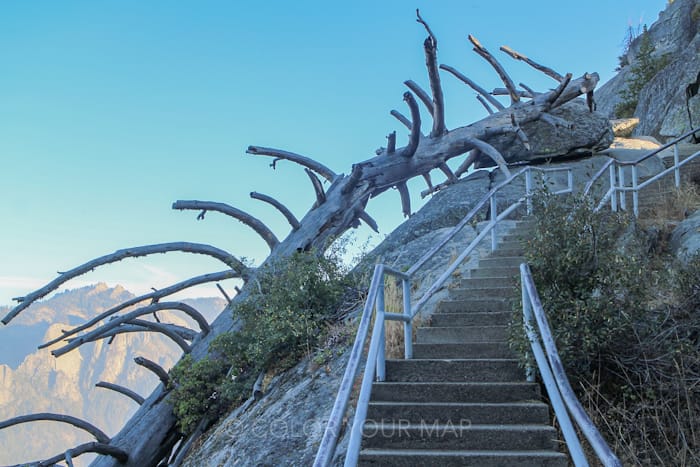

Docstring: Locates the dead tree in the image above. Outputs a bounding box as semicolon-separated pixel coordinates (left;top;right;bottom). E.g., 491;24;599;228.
0;10;601;466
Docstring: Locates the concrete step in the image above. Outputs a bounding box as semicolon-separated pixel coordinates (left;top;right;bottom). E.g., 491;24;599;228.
430;311;511;327
361;423;559;451
412;342;514;359
358;448;568;466
366;401;550;425
416;325;508;343
370;381;541;403
448;287;516;300
489;247;524;257
384;359;523;383
459;277;517;289
478;256;524;269
437;299;513;313
469;266;520;279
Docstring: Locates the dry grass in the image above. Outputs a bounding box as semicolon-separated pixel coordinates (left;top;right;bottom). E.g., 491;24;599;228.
641;184;700;224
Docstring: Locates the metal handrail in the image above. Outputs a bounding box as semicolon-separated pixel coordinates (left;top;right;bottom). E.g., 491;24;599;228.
313;165;574;467
520;263;622;467
584;126;700;215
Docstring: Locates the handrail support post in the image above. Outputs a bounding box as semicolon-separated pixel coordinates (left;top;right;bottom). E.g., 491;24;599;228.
609;164;618;212
402;278;413;360
618;165;626;211
376;278;386;382
525;168;533;215
631;165;639;217
674;143;681;187
490;194;498;252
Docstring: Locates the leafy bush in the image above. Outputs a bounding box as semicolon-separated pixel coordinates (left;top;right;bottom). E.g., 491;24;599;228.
169;249;353;434
513;190;700;464
516;191;650;377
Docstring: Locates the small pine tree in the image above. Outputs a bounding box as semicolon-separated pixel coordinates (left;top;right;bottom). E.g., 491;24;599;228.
615;25;670;118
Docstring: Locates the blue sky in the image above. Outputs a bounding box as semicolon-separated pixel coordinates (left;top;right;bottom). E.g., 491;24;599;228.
0;1;666;307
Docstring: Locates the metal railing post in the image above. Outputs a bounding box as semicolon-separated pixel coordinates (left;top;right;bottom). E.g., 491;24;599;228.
567;168;573;194
490;193;498;252
609;164;618;212
525;168;533;215
521;276;535;383
402;278;412;360
376;278;386;382
631;165;639;217
617;165;626;211
674;143;681;187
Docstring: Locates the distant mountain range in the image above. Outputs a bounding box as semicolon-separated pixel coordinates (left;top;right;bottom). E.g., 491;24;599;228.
0;283;226;465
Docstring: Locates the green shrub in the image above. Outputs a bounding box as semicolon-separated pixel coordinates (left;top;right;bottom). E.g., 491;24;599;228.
169;249;353;434
514;191;651;378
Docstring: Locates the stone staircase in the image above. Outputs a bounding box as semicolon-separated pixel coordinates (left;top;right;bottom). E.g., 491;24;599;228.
358;221;568;466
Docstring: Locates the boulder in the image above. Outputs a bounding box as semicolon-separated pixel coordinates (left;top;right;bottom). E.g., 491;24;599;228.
670;209;700;263
474;99;614;168
611;118;640;137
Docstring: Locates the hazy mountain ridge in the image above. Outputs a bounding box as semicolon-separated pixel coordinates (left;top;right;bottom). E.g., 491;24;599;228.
0;283;226;465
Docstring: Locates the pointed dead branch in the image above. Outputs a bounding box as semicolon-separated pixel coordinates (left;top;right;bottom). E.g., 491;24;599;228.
39;270;234;350
387;131;396;154
250;191;301;231
395;182;411;217
511;114;531;151
399;91;421;158
390;109;412;130
216;283;232;304
586;90;596;112
246;146;336;182
415;10;446;136
547;72;572;108
440;64;505;111
469;35;519;104
455;150;479;178
404;80;434;116
499;45;564;82
62;321;192;355
476;95;494;115
305;168;327;207
422;173;434;191
438;163;458;183
134;356;169;385
541;112;574;129
2;243;247;326
128;319;198;341
53;301;208;357
464;137;511;177
96;381;145;405
0;413;110;443
492;88;531;98
519;83;539;98
358;211;379;233
173;200;279;250
415;8;437;44
28;442;129;466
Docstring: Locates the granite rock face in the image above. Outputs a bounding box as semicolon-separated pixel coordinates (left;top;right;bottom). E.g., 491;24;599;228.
596;0;700;141
670;210;700;262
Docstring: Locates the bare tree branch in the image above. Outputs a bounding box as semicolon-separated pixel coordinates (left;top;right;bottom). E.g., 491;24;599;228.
404;80;433;115
386;131;396;154
0;413;110;443
52;301;209;357
250;191;301;230
415;8;437;44
438;162;458;183
492;87;531;98
395;182;411;218
2;243;247;326
95;382;145;405
128;318;199;341
28;442;129;466
469;35;520;104
476;95;495;115
440;64;505;111
216;283;232;304
464;137;511;177
399;91;421;158
511;114;531;151
134;356;169;385
519;82;539;97
455;149;479;178
39;270;234;350
173;200;279;251
305;168;327;207
246;146;336;182
390;109;412;130
499;45;565;82
358;211;379;233
540;112;574;129
415;11;446;136
547;72;572;109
